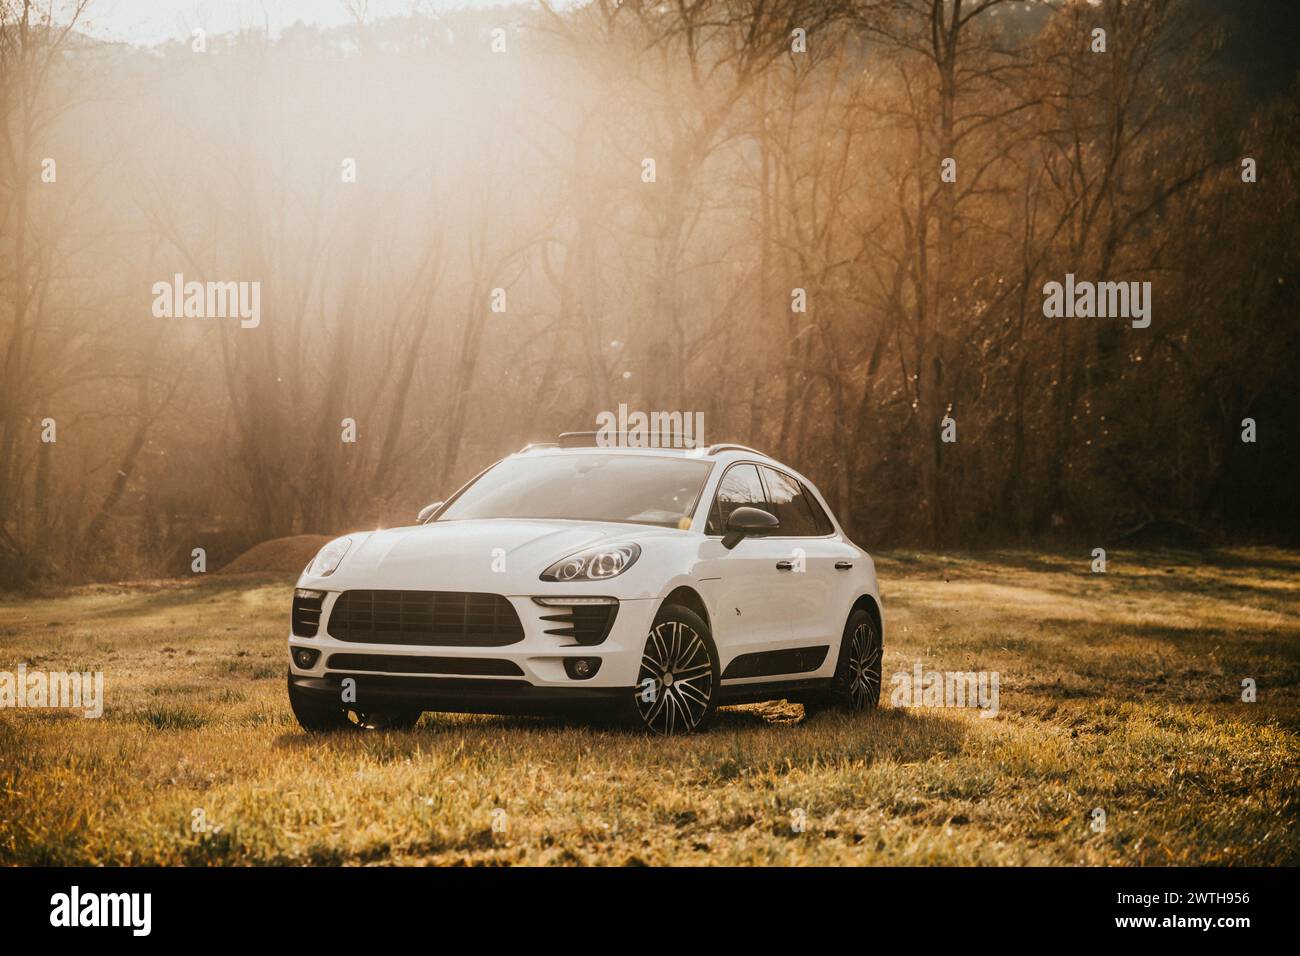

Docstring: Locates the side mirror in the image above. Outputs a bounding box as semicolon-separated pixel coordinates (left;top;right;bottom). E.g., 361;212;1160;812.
417;501;445;524
722;506;779;550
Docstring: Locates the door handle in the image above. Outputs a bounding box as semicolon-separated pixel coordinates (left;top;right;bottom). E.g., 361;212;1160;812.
834;561;853;570
775;560;793;571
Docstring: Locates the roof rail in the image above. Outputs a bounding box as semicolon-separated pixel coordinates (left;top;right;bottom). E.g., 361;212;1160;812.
706;443;768;457
517;441;558;453
556;431;704;449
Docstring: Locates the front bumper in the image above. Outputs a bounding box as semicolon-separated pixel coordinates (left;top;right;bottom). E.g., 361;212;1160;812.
288;592;657;712
289;673;631;717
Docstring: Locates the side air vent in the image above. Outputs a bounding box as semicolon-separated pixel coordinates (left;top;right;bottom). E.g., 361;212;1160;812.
292;589;325;637
533;598;619;646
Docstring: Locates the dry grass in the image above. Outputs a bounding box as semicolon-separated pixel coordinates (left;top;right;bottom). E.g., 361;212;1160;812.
1;548;1297;866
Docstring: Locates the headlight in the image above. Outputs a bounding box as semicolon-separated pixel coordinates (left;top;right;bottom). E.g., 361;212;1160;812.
540;543;641;582
305;536;352;577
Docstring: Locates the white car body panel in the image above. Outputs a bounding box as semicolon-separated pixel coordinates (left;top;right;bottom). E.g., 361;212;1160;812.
288;444;882;708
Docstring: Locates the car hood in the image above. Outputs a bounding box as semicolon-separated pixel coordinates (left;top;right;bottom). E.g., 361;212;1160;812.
309;518;684;593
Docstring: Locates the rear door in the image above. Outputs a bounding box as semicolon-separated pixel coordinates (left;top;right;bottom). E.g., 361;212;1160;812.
759;466;858;663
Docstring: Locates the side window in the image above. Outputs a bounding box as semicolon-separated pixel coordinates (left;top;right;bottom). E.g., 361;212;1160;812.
802;483;835;534
760;467;821;537
705;464;767;535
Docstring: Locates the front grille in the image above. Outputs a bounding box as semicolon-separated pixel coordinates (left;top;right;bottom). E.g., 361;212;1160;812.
291;589;324;637
325;653;523;677
539;602;619;645
327;590;524;646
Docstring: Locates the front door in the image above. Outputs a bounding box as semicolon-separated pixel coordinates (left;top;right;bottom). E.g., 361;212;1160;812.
694;463;794;673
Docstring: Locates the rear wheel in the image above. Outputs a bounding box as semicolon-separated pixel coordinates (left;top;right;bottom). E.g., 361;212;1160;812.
287;672;422;733
804;608;881;715
629;604;720;736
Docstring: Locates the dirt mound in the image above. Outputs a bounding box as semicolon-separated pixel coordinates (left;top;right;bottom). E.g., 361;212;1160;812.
218;534;334;575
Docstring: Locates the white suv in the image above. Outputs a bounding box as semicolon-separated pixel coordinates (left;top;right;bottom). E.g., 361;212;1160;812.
287;435;883;736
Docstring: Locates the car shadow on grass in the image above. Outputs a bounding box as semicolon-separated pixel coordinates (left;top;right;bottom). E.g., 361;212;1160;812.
270;702;970;770
270;711;592;752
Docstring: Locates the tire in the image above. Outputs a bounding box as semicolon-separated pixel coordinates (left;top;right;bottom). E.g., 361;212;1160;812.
287;672;422;733
627;604;720;736
805;608;882;715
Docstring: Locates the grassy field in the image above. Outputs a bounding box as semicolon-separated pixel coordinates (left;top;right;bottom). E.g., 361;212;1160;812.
2;549;1297;866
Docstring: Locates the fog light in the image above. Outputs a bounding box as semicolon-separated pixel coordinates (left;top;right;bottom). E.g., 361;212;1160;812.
292;647;320;669
564;657;601;680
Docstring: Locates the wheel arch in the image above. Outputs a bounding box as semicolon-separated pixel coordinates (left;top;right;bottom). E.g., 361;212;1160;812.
849;593;883;644
660;585;711;632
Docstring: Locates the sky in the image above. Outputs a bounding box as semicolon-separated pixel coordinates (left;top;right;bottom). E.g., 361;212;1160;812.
77;0;511;46
65;0;1300;97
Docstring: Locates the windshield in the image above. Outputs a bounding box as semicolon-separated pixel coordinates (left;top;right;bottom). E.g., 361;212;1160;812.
436;454;713;528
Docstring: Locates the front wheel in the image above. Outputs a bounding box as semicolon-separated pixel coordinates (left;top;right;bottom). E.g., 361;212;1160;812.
628;604;720;736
